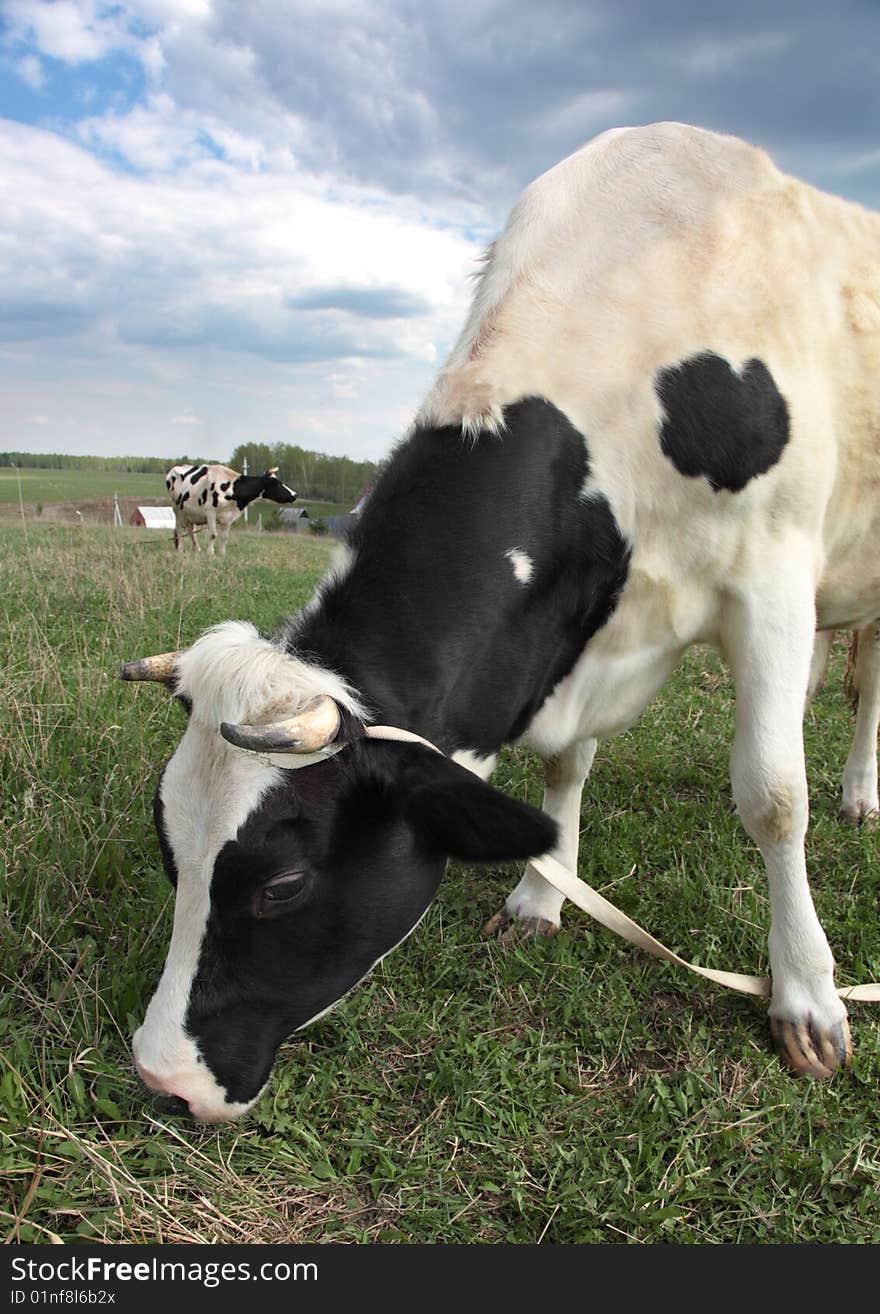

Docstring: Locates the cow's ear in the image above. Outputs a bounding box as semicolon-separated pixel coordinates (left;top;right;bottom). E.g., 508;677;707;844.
403;754;557;862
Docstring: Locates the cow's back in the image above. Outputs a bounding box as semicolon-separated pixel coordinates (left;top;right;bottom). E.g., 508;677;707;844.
420;121;880;637
167;463;240;524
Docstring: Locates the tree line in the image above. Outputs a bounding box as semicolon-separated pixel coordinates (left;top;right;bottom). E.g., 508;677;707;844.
1;452;187;473
2;446;380;504
230;443;378;506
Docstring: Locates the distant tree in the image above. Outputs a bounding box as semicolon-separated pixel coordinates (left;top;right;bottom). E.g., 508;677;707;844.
230;441;378;505
1;445;379;499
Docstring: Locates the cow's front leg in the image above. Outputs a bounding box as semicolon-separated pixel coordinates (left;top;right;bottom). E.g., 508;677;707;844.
484;739;596;941
206;508;217;556
840;621;880;828
722;570;850;1077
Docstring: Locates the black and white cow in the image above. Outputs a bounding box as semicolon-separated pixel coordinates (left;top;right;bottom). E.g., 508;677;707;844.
166;463;296;555
123;123;880;1121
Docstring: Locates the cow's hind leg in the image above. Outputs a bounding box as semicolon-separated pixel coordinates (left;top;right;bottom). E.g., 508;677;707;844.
806;628;835;707
722;562;850;1078
840;621;880;827
484;739;596;941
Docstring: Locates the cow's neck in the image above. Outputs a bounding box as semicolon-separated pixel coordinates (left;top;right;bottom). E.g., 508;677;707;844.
291;399;630;758
231;475;266;510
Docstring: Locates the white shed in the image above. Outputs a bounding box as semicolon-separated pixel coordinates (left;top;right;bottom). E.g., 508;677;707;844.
131;506;176;529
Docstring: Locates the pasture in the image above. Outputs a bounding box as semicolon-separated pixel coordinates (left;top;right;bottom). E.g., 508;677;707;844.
0;466;348;525
1;521;878;1244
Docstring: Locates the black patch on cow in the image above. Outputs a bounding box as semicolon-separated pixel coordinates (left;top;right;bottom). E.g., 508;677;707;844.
185;743;556;1102
292;397;631;756
148;397;631;1110
654;352;789;493
212;490;219;508
210;482;215;491
228;473;295;511
190;465;208;484
220;481;230;491
181;491;190;504
181;465;198;479
199;490;207;505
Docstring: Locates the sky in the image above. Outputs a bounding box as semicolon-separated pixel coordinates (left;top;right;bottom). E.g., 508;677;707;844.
2;1;880;464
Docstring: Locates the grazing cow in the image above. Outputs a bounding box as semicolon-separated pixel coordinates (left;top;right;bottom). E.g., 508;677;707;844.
166;463;296;555
122;123;880;1121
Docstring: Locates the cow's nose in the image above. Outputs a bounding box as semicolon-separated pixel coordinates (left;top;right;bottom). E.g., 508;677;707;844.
135;1062;192;1117
151;1092;192;1119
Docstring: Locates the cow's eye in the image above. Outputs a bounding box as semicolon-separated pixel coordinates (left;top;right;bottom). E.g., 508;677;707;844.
254;873;306;919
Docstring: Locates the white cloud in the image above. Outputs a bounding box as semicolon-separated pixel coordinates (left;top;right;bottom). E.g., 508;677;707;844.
680;31;793;77
0;116;482;459
3;0;879;467
16;52;45;88
77;95;211;171
535;90;635;141
4;0;129;64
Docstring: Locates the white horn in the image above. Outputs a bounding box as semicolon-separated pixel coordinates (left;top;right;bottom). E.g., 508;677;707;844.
120;650;185;683
220;695;341;753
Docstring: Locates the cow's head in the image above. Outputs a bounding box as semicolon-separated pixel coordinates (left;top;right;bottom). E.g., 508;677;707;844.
260;468;296;504
122;622;555;1122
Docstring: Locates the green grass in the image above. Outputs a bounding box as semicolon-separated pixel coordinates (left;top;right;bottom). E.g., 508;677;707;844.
1;522;878;1244
0;467;350;523
0;468;168;506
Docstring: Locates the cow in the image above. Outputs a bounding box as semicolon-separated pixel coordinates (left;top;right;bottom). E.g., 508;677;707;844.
121;122;880;1122
166;463;296;555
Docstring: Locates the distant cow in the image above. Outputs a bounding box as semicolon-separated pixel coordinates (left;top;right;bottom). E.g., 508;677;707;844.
122;123;880;1122
166;464;296;555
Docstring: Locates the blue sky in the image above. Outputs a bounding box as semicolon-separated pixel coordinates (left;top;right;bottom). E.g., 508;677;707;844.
2;0;879;462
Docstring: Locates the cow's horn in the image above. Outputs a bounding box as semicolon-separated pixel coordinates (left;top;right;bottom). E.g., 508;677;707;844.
120;650;184;683
267;466;279;476
220;695;341;753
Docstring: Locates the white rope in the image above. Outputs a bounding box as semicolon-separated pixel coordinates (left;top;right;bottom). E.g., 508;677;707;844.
265;721;880;1002
528;851;880;1002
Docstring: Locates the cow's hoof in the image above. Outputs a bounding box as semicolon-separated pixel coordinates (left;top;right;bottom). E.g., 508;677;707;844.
769;1014;852;1078
838;803;879;830
482;910;559;942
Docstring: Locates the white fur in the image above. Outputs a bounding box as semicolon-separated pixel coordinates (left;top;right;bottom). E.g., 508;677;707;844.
505;548;534;584
451;748;498;780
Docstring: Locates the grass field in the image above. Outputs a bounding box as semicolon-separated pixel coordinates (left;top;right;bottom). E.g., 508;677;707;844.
0;468;167;506
0;467;349;525
1;522;878;1244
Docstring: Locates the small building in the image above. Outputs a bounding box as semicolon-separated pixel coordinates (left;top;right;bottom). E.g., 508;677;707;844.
327;514;355;538
278;506;312;533
131;506;176;529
